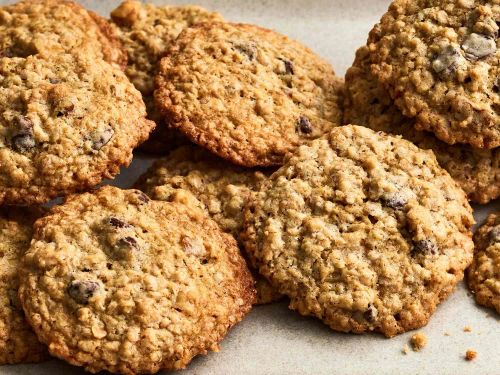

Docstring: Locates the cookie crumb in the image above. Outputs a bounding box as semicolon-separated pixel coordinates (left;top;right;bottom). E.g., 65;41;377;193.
465;350;477;361
444;331;451;336
463;326;472;332
402;344;410;355
410;332;427;351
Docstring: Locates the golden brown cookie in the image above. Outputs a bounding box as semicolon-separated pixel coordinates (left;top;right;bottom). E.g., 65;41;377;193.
135;145;283;304
368;0;499;149
19;186;255;374
0;207;47;365
468;213;500;314
344;46;499;204
0;0;127;69
110;0;224;154
155;22;344;166
0;53;155;205
243;125;474;337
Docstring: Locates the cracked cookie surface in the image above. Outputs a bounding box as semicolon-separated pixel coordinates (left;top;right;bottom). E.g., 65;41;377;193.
468;213;500;314
0;0;126;69
19;186;255;374
368;0;499;149
243;125;474;337
0;53;154;205
0;207;47;365
344;46;500;204
155;22;344;166
135;145;282;304
111;0;223;153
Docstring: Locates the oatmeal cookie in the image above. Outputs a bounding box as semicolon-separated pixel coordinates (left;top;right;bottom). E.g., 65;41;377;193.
468;213;500;314
19;186;255;374
135;145;283;304
344;46;499;204
243;125;474;337
0;53;154;205
368;0;499;149
155;22;344;166
0;207;47;365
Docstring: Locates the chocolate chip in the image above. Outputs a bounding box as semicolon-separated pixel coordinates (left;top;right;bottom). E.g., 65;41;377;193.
412;239;438;256
462;33;496;60
136;191;150;204
92;127;114;150
297;116;312;134
382;193;408;210
233;41;257;61
364;304;377;322
0;49;13;58
56;103;74;117
7;289;20;310
67;280;100;304
493;78;499;93
432;45;466;75
279;58;294;75
118;236;139;251
489;225;500;243
12;133;35;153
108;217;130;229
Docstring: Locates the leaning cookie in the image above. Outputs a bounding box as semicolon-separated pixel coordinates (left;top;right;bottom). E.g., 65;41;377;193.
155;22;344;167
0;53;155;205
19;186;256;374
110;0;224;153
135;145;283;304
344;46;499;204
243;125;474;337
0;0;127;69
368;0;499;149
0;207;47;365
468;213;500;314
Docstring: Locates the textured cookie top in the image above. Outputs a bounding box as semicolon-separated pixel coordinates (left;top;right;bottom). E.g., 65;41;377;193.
243;125;474;337
368;0;499;149
468;213;500;314
110;0;220;154
0;53;154;205
135;145;282;304
19;186;255;374
0;207;47;365
0;0;126;69
135;145;271;240
155;22;344;167
344;46;500;204
111;0;223;96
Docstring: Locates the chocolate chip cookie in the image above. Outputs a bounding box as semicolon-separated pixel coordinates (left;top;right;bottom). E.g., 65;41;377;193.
0;207;47;364
0;0;127;69
135;145;283;304
0;53;154;205
344;46;500;204
155;22;344;166
19;186;255;374
111;0;223;153
468;213;500;314
243;125;474;337
368;0;499;149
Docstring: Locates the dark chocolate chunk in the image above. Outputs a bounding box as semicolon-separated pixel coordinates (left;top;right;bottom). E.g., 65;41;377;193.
382;193;408;210
297;116;312;134
108;217;130;229
67;280;100;304
412;239;438;256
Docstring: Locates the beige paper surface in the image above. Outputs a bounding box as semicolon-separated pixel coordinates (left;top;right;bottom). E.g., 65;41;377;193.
1;1;498;374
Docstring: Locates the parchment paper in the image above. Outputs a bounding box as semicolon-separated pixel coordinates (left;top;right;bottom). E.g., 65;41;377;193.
1;1;498;374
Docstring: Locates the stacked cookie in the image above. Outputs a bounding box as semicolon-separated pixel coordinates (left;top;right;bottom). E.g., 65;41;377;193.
344;0;499;204
0;0;497;374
